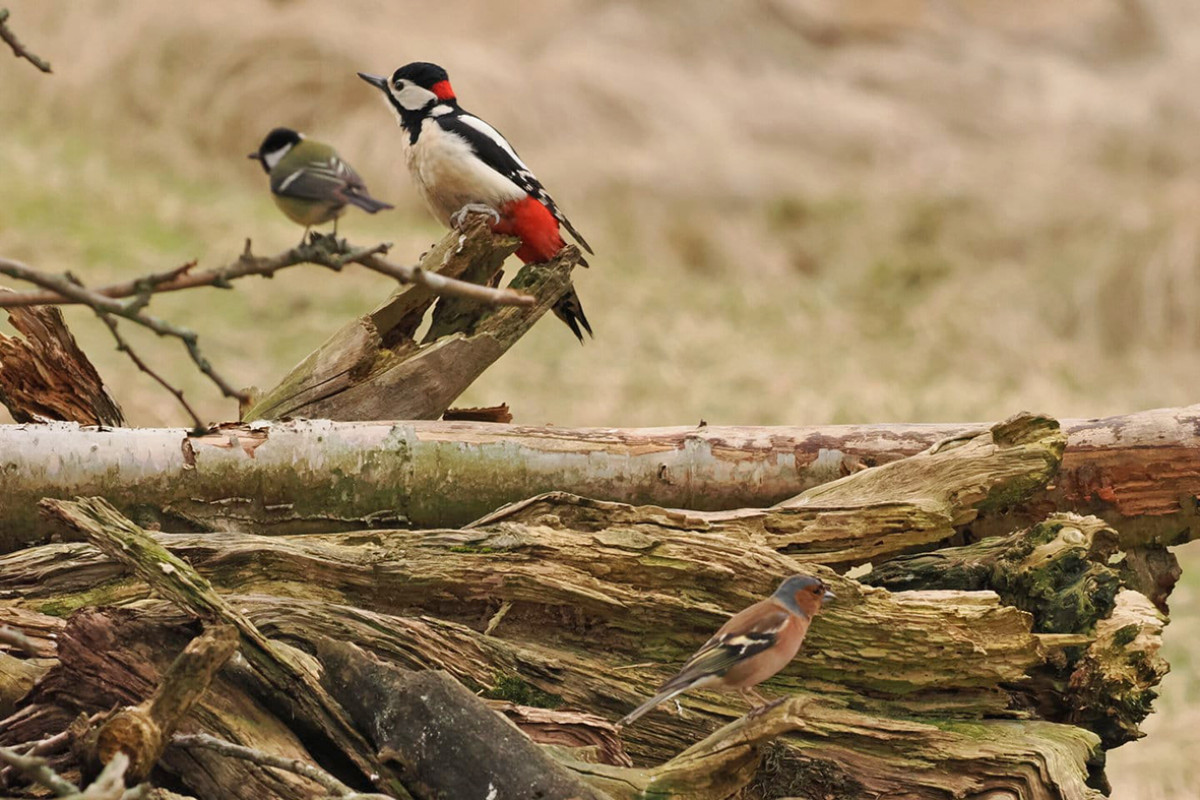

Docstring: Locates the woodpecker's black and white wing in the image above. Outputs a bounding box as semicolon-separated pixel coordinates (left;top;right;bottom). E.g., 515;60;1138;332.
436;110;593;255
272;154;392;214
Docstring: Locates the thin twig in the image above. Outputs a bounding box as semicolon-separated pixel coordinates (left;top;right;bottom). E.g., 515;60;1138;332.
0;9;52;73
172;734;394;799
95;312;205;431
0;713;103;787
0;258;248;405
0;237;533;309
0;625;38;656
0;744;79;796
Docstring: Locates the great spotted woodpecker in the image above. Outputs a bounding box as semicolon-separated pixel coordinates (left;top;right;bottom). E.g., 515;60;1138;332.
358;62;594;341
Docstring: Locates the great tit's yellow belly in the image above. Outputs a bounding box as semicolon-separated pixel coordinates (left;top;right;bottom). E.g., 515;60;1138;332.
405;119;525;227
273;195;345;227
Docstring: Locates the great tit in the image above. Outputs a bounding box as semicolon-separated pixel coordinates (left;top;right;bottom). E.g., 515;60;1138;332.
248;127;393;242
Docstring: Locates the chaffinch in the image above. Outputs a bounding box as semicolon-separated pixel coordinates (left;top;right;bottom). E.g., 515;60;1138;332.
616;574;835;729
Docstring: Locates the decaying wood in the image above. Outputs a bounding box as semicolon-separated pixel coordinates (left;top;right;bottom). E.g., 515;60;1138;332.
37;497;408;799
0;606;347;800
2;405;1197;553
171;734;392;800
0;403;1186;799
316;637;611;800
0;294;124;426
88;625;238;782
1;483;1161;798
0;610;63;719
242;215;580;423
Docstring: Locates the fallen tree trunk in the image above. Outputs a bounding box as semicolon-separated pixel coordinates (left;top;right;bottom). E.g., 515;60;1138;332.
0;470;1165;798
2;404;1198;552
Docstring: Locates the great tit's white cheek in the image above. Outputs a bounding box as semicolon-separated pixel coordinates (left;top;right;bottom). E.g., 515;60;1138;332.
261;144;292;171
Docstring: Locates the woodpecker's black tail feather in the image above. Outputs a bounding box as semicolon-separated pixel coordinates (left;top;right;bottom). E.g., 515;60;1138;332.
343;190;394;214
553;286;592;344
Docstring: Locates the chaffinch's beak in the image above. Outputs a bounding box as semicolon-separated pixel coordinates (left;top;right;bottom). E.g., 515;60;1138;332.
358;72;388;91
823;589;837;601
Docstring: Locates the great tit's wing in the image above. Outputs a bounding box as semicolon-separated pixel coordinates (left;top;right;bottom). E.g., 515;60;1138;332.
271;156;356;201
272;156;392;213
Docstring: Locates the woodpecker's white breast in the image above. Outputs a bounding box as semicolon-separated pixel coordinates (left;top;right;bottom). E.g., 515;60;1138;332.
402;118;526;227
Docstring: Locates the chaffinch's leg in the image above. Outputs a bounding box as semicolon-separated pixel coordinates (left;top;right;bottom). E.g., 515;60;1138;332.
747;696;788;719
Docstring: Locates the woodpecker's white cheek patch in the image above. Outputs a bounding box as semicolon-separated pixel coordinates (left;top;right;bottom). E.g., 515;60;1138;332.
392;82;438;111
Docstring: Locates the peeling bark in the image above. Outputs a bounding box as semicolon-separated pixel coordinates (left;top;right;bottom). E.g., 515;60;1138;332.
2;406;1198;554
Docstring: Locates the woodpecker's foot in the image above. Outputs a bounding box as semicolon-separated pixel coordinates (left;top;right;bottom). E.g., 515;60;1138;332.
450;203;501;230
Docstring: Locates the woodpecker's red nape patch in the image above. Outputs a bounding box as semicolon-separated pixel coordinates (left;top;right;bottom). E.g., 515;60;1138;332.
432;80;456;101
493;197;565;264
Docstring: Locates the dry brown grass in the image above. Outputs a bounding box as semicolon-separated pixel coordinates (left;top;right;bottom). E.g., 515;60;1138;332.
2;0;1199;792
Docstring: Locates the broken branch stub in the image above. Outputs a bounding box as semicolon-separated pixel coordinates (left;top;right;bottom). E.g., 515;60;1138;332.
243;215;579;422
89;624;238;783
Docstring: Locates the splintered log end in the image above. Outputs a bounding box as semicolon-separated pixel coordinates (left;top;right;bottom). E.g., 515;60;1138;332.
246;219;534;423
1067;589;1169;747
0;294;124;426
763;411;1067;564
92;706;162;784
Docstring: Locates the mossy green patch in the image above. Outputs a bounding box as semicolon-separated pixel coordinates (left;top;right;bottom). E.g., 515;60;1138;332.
482;673;563;709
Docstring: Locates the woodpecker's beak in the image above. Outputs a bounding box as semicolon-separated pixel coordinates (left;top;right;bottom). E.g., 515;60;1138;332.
358;72;388;91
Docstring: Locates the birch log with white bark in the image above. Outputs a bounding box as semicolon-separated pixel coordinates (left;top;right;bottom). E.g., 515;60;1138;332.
1;405;1198;553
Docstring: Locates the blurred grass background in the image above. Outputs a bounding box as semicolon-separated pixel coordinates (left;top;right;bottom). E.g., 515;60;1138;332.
1;0;1198;793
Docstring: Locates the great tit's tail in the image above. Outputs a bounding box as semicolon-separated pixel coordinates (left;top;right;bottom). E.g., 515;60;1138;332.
344;189;394;214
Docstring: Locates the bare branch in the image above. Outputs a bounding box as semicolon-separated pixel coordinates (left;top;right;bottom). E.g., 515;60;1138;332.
0;236;534;310
355;252;532;307
0;258;248;407
0;9;52;73
96;313;205;431
171;734;394;800
0;744;79;796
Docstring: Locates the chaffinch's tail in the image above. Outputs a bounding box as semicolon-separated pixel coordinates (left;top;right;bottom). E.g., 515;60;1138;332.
616;686;688;730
